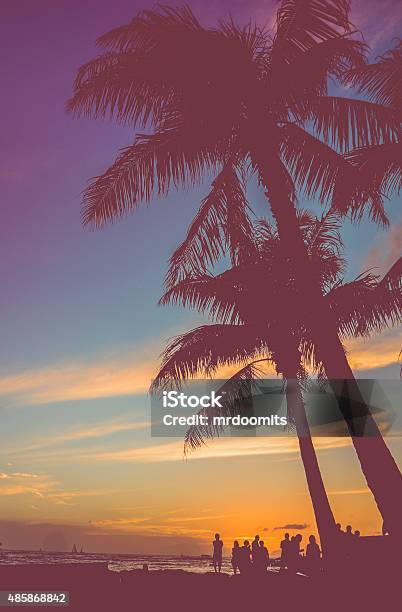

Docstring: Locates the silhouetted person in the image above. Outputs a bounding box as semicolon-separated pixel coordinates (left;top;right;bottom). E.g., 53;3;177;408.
336;523;344;535
344;525;354;559
239;540;251;575
289;534;303;573
231;540;240;575
251;535;260;564
280;533;291;569
212;533;223;573
255;540;270;574
306;535;321;576
334;522;346;558
354;530;360;538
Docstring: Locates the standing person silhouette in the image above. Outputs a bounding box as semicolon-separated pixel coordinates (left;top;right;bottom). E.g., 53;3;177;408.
344;525;354;559
212;533;223;573
306;535;321;576
231;541;240;575
239;540;252;575
280;533;291;569
251;534;260;564
289;534;303;574
257;540;270;574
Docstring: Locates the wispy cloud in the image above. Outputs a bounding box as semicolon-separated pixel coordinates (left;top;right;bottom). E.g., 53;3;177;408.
328;488;371;496
91;516;213;537
0;472;57;498
1;329;400;410
0;469;114;506
0;353;155;407
346;330;402;371
363;223;402;276
274;523;309;530
16;420;150;454
8;436;351;465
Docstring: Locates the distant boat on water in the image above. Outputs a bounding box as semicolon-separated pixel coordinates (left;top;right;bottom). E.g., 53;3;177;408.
71;545;84;554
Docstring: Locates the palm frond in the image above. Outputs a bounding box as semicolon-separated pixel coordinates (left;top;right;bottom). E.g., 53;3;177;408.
184;359;272;453
150;324;268;391
327;259;402;338
273;0;352;65
81;123;221;227
302;209;343;253
346;40;402;113
346;142;402;202
164;162;255;287
303;210;345;286
97;5;203;52
67;6;207;127
160;271;244;325
270;36;367;123
280;122;358;210
312;96;400;153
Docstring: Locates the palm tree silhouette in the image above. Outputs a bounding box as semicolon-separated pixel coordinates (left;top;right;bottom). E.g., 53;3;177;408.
346;40;402;203
152;211;402;550
68;2;402;535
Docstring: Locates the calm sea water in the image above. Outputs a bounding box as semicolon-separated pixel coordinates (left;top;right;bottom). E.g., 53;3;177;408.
0;550;240;574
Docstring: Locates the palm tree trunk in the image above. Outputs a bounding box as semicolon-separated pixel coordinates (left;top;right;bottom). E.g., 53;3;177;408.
254;148;402;540
285;377;337;556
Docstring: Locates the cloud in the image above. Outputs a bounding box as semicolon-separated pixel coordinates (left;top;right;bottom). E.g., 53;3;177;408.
92;517;149;528
0;317;398;410
165;513;235;523
328;488;371;496
274;523;309;531
0;472;57;498
0;472;39;480
0;338;263;408
0;470;113;506
346;330;402;372
91;518;212;538
363;223;402;275
0;352;156;407
8;436;351;465
16;419;150;454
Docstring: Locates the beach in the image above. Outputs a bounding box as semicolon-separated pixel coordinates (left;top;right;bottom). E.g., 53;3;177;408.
0;560;398;612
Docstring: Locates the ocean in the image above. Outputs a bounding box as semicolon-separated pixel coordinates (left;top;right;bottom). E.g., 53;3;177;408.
0;550;281;574
0;550;238;574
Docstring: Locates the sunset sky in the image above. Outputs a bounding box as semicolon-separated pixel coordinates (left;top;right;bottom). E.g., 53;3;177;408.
0;0;401;556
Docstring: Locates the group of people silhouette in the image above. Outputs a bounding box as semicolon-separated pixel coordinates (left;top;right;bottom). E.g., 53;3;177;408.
335;523;363;559
336;523;360;539
212;533;270;575
280;532;321;574
213;523;363;576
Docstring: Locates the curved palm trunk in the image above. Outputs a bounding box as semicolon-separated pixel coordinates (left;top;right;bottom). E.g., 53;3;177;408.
254;149;402;540
285;377;337;557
